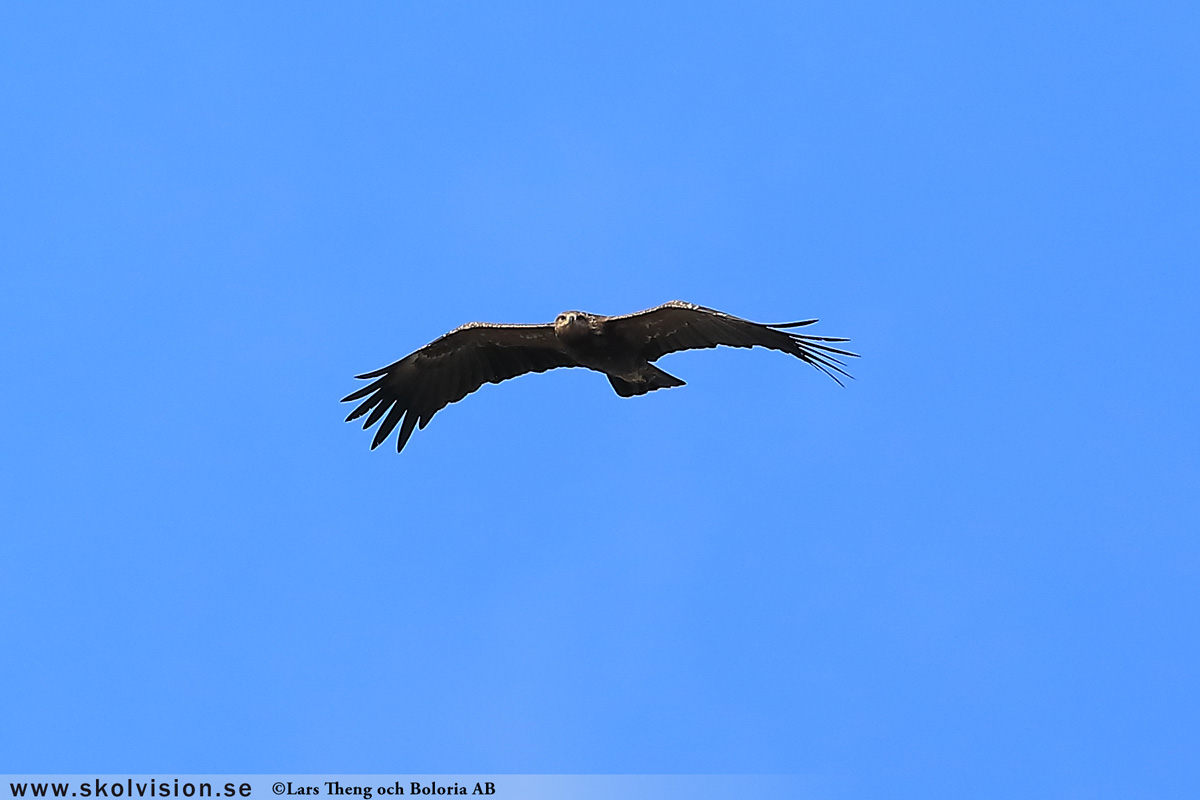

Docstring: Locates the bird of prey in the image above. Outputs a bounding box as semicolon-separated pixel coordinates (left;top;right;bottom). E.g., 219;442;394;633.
342;300;856;453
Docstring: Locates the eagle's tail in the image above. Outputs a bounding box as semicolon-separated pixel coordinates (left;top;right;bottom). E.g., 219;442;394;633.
608;365;687;397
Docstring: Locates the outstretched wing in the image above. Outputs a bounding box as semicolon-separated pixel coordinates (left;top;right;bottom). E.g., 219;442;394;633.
603;300;858;384
342;322;579;452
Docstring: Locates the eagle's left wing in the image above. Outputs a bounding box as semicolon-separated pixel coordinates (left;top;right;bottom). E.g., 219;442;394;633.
603;300;857;384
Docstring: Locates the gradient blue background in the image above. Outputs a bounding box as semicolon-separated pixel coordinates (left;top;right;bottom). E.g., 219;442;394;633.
2;2;1197;797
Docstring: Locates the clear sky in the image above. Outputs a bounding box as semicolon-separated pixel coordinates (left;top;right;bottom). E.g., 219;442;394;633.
1;1;1197;796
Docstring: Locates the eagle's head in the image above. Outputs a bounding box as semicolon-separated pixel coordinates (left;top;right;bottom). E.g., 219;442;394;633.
554;310;596;335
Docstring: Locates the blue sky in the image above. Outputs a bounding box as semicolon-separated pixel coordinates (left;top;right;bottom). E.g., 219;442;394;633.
1;1;1197;796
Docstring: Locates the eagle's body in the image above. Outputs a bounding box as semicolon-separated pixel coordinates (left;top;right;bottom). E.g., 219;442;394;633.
342;300;856;453
552;310;686;396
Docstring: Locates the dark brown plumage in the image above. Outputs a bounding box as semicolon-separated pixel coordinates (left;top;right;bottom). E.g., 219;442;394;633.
342;300;857;453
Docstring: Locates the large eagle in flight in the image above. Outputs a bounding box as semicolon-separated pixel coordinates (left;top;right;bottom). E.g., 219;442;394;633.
342;300;856;453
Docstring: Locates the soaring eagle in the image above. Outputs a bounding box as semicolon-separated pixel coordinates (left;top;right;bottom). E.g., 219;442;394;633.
342;300;856;453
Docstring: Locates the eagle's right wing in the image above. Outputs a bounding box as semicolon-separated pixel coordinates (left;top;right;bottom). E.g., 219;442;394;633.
342;323;579;452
